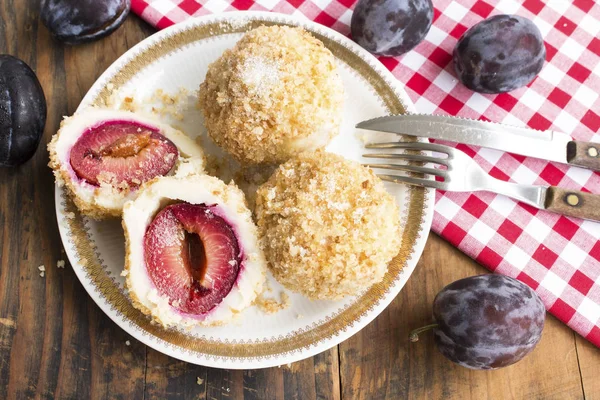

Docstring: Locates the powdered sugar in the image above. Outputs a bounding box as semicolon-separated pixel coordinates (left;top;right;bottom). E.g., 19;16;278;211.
238;56;282;98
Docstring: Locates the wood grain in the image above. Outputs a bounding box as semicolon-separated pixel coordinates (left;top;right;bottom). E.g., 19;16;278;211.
145;349;207;399
566;141;600;171
545;186;600;221
0;2;597;399
575;335;600;399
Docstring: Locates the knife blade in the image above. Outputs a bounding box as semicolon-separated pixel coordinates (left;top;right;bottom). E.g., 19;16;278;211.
356;114;600;172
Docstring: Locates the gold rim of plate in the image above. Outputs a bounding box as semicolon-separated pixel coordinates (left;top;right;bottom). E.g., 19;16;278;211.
61;15;427;360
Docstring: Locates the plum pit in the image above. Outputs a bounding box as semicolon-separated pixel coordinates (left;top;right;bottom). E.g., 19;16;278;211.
99;132;152;158
184;230;207;285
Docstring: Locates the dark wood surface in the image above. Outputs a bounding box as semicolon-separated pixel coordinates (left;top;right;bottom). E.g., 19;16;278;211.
1;4;599;399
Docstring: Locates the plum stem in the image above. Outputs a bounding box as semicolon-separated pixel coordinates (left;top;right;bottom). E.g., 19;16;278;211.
409;323;439;343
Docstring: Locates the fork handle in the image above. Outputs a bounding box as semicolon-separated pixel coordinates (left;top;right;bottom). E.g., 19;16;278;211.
545;187;600;221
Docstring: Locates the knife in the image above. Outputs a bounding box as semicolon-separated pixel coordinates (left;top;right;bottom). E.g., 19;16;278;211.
356;114;600;172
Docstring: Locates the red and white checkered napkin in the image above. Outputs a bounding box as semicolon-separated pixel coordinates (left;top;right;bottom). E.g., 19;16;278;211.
131;0;600;347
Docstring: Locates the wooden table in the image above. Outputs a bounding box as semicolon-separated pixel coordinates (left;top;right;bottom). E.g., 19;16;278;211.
1;5;599;399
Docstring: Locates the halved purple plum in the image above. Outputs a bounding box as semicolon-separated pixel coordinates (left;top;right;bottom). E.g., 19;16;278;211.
144;203;241;315
69;121;178;188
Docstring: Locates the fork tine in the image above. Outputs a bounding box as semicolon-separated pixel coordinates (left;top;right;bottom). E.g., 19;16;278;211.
364;163;448;178
377;174;448;190
365;141;454;154
362;153;450;167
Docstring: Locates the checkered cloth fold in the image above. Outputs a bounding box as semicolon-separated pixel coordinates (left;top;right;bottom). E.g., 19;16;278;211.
132;0;600;347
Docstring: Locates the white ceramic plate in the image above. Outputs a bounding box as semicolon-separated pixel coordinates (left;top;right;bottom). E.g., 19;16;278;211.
54;11;434;369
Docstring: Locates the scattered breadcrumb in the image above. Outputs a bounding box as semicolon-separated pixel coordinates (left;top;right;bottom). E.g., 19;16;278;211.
120;96;137;112
255;291;290;314
218;18;250;31
103;84;191;122
263;279;272;294
355;131;370;144
114;88;190;122
296;314;304;319
147;88;189;121
38;265;45;272
197;377;204;385
55;175;65;187
56;260;65;268
125;340;131;346
281;292;290;307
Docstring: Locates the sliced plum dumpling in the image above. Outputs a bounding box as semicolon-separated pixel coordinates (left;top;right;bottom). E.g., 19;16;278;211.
48;108;204;219
122;174;266;328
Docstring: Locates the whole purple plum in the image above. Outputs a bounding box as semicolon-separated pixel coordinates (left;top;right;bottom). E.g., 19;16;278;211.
453;14;546;93
411;274;545;370
41;0;131;45
0;55;46;166
351;0;433;56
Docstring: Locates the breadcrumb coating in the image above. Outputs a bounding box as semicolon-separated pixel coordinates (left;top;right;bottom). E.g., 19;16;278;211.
255;151;401;300
198;26;344;165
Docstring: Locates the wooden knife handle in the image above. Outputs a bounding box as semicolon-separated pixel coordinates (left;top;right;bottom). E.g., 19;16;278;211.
566;141;600;171
545;187;600;221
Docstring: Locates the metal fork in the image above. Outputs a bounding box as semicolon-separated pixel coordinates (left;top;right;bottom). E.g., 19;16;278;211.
363;141;600;221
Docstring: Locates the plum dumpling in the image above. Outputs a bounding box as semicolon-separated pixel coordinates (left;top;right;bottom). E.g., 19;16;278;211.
48;108;204;219
122;174;266;328
198;25;344;165
255;150;401;300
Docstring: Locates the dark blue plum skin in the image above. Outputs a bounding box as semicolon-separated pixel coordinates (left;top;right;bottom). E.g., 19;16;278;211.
41;0;131;45
0;55;46;167
351;0;433;56
453;14;546;93
432;274;545;370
